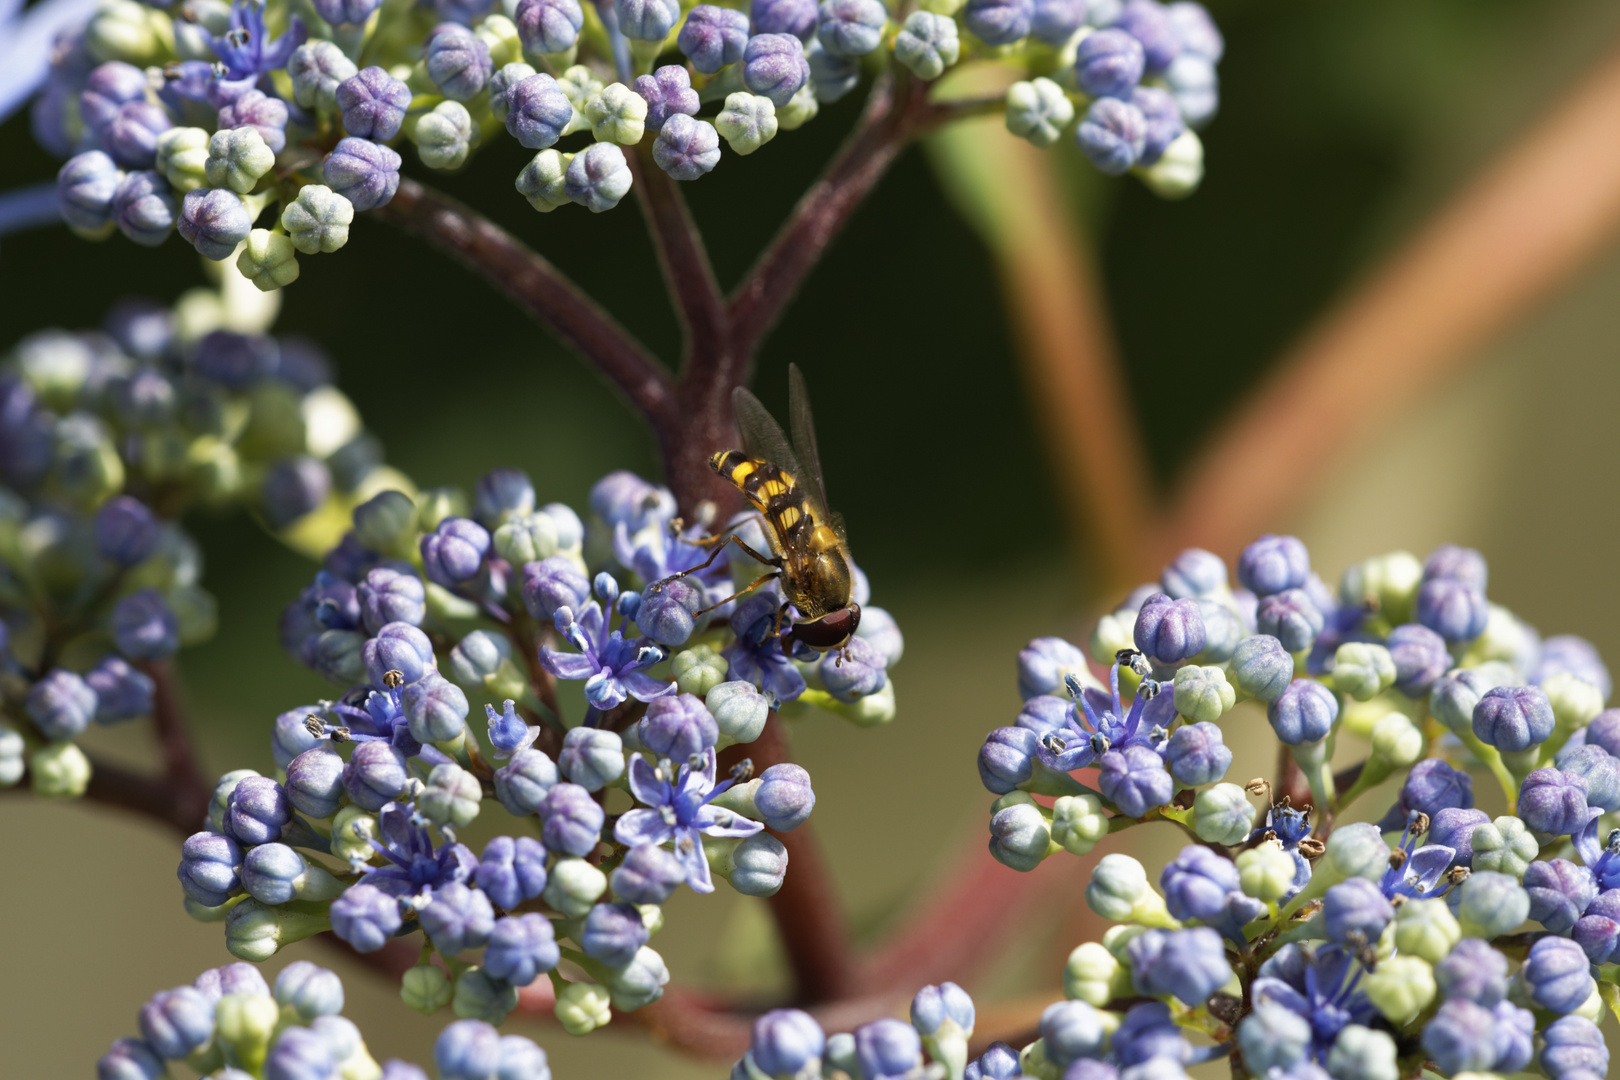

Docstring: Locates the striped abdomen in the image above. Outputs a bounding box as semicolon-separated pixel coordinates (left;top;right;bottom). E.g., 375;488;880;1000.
710;450;813;548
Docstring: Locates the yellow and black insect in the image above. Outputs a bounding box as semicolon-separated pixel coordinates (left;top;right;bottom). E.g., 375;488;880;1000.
661;364;861;655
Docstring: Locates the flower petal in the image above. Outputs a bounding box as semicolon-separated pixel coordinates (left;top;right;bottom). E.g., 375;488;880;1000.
539;647;599;681
695;805;763;838
623;670;677;702
614;808;675;848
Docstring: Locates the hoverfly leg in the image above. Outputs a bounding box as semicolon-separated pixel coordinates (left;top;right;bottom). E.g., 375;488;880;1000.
648;533;780;594
692;570;783;618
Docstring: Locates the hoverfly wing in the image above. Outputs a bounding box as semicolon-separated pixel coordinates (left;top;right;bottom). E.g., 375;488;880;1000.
731;384;802;480
785;364;846;554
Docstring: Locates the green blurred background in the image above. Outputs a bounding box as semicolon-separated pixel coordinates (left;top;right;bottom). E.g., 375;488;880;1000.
7;0;1620;1073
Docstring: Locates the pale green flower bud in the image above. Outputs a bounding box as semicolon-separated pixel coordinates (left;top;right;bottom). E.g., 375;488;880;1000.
1172;664;1234;724
1005;77;1074;149
893;11;959;80
418;762;482;828
1236;840;1295;902
0;724;25;787
1392;898;1460;963
516;149;573;212
1469;815;1538;879
216;992;280;1074
555;982;612;1034
672;644;728;697
206;127;275;194
170;583;218;646
1455;871;1529;939
1429;661;1517;733
453;968;518;1024
1325;822;1389;881
87;0;165;64
1051;793;1109;856
402;963;453;1014
331;805;381;865
1573;985;1605;1023
477;14;523;67
1324;1025;1398;1080
156;127;211;192
281;185;353;254
415;101;476;170
1085;853;1145;920
1338;553;1422;627
30;741;90;797
493;510;557;563
706;679;768;744
237;230;300;292
544;856;607;917
603;945;668;1011
1063;942;1120;1007
583;82;647;144
775;84;819;131
1333;642;1395;701
1361;955;1434;1025
990;798;1054;872
1089;611;1132;665
1369;712;1423;768
1542;671;1603;734
715;92;777;155
353;489;417;556
1463;604;1540;673
224;898;331;961
416;487;468;531
1137;129;1204;200
557;65;604;111
1193;782;1255;845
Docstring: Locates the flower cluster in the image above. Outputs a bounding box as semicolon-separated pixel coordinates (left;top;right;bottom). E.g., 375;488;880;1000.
32;0;1221;292
98;959;553;1079
972;535;1620;1078
0;283;389;800
177;465;898;1031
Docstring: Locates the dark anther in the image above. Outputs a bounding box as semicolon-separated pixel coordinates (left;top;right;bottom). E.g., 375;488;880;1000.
1344;929;1366;949
1262;829;1278;845
332;727;351;742
1245;778;1270;798
1114;648;1141;666
1298;838;1325;859
303;715;324;737
729;759;754;784
1089;732;1111;755
383;669;404;688
1410;811;1430;836
1276;795;1293;809
1207;994;1242;1025
1607;828;1620;852
1357;945;1379;970
1387;848;1408;870
1043;733;1068;754
1447;866;1471;886
163;62;183;79
1138;679;1160;701
1389;894;1407;908
227;27;250;46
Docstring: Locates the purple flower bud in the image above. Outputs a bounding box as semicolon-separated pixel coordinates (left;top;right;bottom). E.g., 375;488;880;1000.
978;726;1040;794
515;0;584;53
273;706;324;770
1434;937;1507;1005
1560;744;1620;812
425;23;492;101
1266;679;1338;745
1133;593;1206;664
1428;806;1488;868
402;671;470;743
218;89;290;155
1523;935;1596;1014
634;65;700;132
1128;926;1229;1005
421;516;491;587
263;456;332;528
854;1018;922;1079
266;1025;338;1080
538;781;604;856
678;6;750;72
558;726;625;791
1164;721;1230;786
241;841;311;904
1585;710;1620;757
364;621;436;686
112;170;177;246
756;763;815;831
435;1019;500;1079
1131;85;1184;165
113;588;181;660
821;634;887;701
1228;634;1292;701
178;188;252;261
639;692;718;759
1417;577;1489;644
1321;878;1393;945
26;667;98;740
1518;768;1591;837
1421;999;1496;1075
968;1042;1026;1080
1573;900;1620;965
742;33;810;106
1254;589;1320;655
484;912;559;986
565;142;632;213
962;0;1031;44
285;745;346;818
1075;29;1144;99
494;747;559;816
1160;844;1239;922
192;962;271;1005
1098;744;1173;817
612;843;688;904
911;981;975;1036
314;0;381;25
522;555;591;619
1030;0;1086;43
178;830;243;906
58;150;125;232
1392;758;1474;823
1525;858;1599;934
1039;1001;1109;1068
1167;2;1222;61
419;881;495;954
1423;544;1488;591
635;576;707;643
581;900;649;968
323;136;402;211
1542;1015;1609;1078
615;0;681;40
752;1009;825;1076
475;835;549;909
358;566;426;633
138;986;215;1059
226;774;292;844
81;62;148;132
104;101;172;168
1112;0;1180;74
505;72;573;149
752;0;817;39
817;0;886;55
1386;623;1449;698
311;629;367;685
1076;95;1146;175
1473;685;1555;753
99;1037;166;1080
337;67;413;140
1237;534;1310;597
271;961;345;1023
1534;635;1612;700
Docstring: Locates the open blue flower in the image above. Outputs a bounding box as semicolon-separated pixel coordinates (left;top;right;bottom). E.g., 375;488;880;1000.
724;591;807;707
614;519;733;611
359;801;476;904
1037;661;1175;773
303;684;439;761
1572;818;1620;891
485;699;540;760
539;600;673;710
613;749;761;893
1252;944;1377;1061
212;0;308;80
1378;812;1459;900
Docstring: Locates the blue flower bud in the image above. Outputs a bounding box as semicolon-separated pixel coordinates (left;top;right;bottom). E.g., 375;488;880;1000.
817;0;885;56
1127;927;1230;1005
402;672;468;743
1255;589;1321;654
98;1037;166;1080
854;1018;921;1080
274;962;345;1021
630;65;698;135
911;981;974;1044
365;621;436;687
580;900;649;969
1164;721;1230;785
1420;999;1495;1075
355;566;425;634
1541;1015;1609;1079
728;832;789;896
1322;878;1393;945
494;747;559;816
1074;29;1144;102
1425;806;1486;869
1017;637;1089;701
821;635;886;702
806;39;859;101
1266;679;1337;745
539;782;604;856
565;142;633;212
81;62;148;132
338;67;412;140
752;1008;825;1077
1133;593;1206;665
435;1019;500;1079
1416;577;1488;644
419;881;496;954
1098;745;1173;817
1391;758;1474;825
989;799;1051;871
475;834;549;910
1559;745;1620;812
323;137;401;211
1518;768;1591;836
1386;623;1448;698
516;0;584;54
1420;543;1487;591
1160;844;1237;919
979;726;1040;794
420;517;490;588
1113;0;1180;73
1454;870;1529;939
1433;938;1507;1005
1238;1000;1310;1076
226;775;292;845
742;33;810;107
678;6;749;73
481;912;559;987
1228;635;1293;701
242;841;342;904
558;726;625;791
101;100;170;169
962;0;1031;44
192;962;271;1004
342;740;408;811
1473;684;1554;753
639;693;717;759
330;883;404;952
652;113;721;182
505;72;574;149
58;151;125;234
1160;547;1226;599
522;556;590;620
177;187;251;262
285;745;345;818
1039;1000;1108;1067
612;843;686;904
752;763;814;831
112;169;177;246
1237;534;1309;597
218;90;289;155
27;668;98;740
139;985;215;1059
425;23;493;102
289;41;358;109
1077;95;1146;174
1523;935;1596;1014
179;830;243;906
1525;858;1598;933
95;495;159;566
615;0;680;39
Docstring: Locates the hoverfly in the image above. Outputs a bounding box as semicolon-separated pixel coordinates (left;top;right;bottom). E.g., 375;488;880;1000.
656;364;861;655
